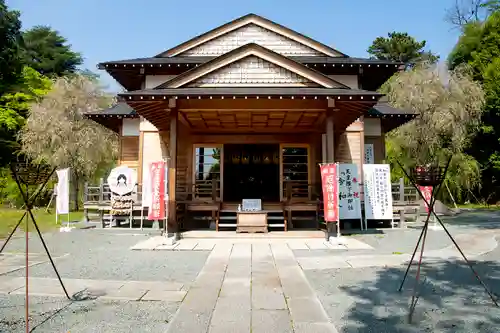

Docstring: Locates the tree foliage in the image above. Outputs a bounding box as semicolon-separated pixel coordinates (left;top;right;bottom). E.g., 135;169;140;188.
445;0;500;28
19;75;118;209
0;0;23;96
382;64;485;201
367;32;439;66
447;11;500;201
0;67;52;167
20;25;83;77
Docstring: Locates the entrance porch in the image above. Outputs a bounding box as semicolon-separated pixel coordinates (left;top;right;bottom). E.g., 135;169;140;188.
123;92;379;234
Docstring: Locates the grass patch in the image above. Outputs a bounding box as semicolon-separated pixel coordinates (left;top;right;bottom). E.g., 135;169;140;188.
0;208;83;238
456;203;500;210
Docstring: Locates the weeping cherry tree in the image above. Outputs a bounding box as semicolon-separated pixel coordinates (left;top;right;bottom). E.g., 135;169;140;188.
383;63;485;203
20;75;118;210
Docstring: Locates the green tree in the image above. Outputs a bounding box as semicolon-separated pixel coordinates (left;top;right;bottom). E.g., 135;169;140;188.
367;32;439;66
0;0;23;95
0;67;52;166
448;11;500;201
20;25;83;77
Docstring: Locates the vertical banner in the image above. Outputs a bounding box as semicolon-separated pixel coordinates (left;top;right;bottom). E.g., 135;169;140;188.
363;164;393;220
148;161;166;220
56;168;70;214
320;163;339;222
337;164;362;220
419;186;433;213
364;144;374;164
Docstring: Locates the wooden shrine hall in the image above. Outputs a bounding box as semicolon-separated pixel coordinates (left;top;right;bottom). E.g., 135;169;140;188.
86;13;415;234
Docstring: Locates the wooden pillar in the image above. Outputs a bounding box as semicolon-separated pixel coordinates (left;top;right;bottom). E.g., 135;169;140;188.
137;129;145;188
326;105;335;163
168;101;178;235
359;115;365;184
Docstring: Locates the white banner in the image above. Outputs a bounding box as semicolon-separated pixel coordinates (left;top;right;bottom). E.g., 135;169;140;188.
337;164;362;219
56;168;70;214
364;144;374;164
363;164;393;220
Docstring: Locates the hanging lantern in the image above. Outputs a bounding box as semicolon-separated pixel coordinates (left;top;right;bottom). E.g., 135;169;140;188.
241;151;250;164
273;152;280;164
262;152;272;164
232;152;241;164
253;153;261;164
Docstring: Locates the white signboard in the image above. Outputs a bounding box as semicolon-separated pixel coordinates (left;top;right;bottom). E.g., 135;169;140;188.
337;164;362;220
242;199;262;211
364;144;374;164
363;164;393;220
56;168;70;214
107;166;137;196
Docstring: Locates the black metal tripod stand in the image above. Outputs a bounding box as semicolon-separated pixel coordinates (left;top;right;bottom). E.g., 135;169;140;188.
396;158;498;323
0;163;71;333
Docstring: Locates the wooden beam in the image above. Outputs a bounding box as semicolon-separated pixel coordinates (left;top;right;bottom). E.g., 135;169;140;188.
168;108;178;235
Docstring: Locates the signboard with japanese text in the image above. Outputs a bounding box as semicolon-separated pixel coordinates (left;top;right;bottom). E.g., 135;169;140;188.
320;163;339;222
337;164;362;219
148;161;167;220
364;144;375;164
242;199;262;211
419;186;433;213
363;164;393;220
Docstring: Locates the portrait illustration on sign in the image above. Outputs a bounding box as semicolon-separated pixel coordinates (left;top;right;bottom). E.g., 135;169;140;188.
107;166;137;196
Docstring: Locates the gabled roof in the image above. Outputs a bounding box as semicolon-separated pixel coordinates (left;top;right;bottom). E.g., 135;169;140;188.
155;13;347;58
99;56;403;67
155;43;348;89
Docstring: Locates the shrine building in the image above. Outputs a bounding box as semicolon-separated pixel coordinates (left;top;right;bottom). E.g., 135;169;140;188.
86;13;414;234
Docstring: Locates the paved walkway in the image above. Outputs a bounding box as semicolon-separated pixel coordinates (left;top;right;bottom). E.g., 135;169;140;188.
167;243;338;333
0;276;187;301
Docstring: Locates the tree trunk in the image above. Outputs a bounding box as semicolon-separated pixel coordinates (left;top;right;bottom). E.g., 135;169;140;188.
75;180;80;211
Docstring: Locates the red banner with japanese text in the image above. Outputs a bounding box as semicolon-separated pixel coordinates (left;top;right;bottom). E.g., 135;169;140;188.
419;186;433;213
320;163;339;222
148;161;166;220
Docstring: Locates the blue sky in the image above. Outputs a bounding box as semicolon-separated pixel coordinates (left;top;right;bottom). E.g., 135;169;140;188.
7;0;460;92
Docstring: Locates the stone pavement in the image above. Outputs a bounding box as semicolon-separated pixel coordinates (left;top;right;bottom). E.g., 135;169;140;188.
0;252;68;275
167;243;339;333
0;276;187;301
296;229;500;270
130;235;374;251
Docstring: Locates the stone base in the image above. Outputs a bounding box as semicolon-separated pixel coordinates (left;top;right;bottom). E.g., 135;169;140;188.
329;235;347;245
161;234;178;246
209;221;216;230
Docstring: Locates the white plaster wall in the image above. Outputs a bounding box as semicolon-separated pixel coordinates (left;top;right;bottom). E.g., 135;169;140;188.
364;118;381;136
121;118;140;136
328;75;359;89
139;117;158;132
141;132;168;186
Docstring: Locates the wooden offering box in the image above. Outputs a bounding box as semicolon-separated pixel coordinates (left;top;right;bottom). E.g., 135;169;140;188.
236;211;268;233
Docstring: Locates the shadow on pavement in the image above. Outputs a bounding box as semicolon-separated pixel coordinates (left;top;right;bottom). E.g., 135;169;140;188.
340;259;500;333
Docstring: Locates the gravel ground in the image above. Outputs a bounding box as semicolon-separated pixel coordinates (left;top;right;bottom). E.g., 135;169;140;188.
2;229;209;282
0;294;179;332
304;234;500;333
0;229;210;332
